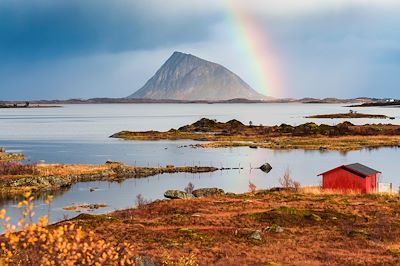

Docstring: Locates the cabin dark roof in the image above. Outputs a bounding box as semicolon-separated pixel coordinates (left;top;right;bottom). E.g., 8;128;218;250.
344;163;380;176
319;163;381;177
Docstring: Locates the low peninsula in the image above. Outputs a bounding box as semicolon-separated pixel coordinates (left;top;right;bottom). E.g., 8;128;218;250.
111;118;400;151
306;112;395;119
0;158;217;197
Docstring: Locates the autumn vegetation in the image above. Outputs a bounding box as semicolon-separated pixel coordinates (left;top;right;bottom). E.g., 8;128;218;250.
2;189;399;265
0;192;135;265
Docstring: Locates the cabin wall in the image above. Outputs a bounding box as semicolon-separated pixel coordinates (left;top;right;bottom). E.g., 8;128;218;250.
368;174;377;193
322;170;368;193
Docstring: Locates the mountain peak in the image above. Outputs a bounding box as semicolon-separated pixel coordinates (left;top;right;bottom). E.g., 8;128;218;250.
128;52;267;101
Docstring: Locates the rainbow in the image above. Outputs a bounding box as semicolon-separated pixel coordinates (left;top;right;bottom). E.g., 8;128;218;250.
224;1;283;97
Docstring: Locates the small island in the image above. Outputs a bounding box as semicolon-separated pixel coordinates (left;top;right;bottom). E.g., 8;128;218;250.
306;111;395;119
111;118;400;151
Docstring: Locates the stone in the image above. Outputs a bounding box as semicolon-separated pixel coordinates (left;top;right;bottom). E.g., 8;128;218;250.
192;188;225;197
266;224;284;233
131;256;155;266
259;163;272;173
248;230;263;241
164;190;194;199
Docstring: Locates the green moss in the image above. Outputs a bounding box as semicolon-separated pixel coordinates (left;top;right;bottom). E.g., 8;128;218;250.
387;248;400;257
247;206;353;226
264;262;281;266
304;213;322;221
178;228;194;234
348;229;369;238
177;227;205;240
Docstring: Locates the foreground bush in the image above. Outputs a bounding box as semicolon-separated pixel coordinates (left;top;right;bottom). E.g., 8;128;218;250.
0;161;36;176
0;192;135;265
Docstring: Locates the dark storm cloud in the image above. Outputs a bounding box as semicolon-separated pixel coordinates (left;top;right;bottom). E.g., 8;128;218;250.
1;0;400;99
0;0;219;62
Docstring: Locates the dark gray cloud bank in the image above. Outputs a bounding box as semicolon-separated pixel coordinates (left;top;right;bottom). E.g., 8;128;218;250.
0;0;399;100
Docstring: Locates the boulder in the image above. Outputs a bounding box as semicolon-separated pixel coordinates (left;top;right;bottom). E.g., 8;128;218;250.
192;188;225;198
259;163;272;173
164;190;194;199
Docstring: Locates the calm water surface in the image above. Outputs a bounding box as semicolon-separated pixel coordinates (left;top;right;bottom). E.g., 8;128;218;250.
0;104;399;226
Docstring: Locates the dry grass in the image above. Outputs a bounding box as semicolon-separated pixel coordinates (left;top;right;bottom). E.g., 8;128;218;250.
299;186;364;195
35;163;111;176
192;135;400;151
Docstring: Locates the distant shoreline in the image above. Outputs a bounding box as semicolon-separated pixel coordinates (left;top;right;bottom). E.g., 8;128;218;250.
0;104;62;109
0;97;385;105
347;101;400;108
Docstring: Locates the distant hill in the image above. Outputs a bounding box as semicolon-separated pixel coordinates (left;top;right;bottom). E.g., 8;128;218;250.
128;51;268;101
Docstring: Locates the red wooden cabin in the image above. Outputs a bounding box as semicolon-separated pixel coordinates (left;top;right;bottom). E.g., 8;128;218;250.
318;163;380;193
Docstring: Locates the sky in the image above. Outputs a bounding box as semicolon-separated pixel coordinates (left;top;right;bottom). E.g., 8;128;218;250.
0;0;399;100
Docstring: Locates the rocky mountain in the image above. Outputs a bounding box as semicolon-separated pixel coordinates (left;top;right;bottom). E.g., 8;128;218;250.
128;51;267;101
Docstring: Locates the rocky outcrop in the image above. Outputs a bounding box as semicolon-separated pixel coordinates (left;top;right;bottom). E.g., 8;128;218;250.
164;190;195;199
192;188;225;197
164;187;226;199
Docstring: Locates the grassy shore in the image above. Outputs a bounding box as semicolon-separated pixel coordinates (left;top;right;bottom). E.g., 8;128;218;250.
41;188;400;265
0;161;218;197
306;112;395;119
190;135;400;151
111;118;400;151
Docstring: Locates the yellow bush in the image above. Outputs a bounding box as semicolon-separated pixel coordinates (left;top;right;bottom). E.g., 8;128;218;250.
0;192;134;265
